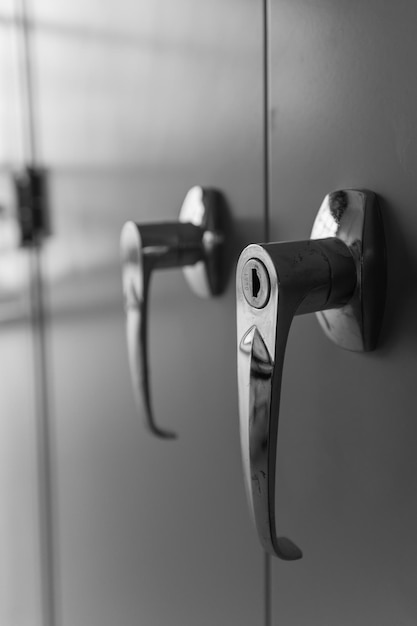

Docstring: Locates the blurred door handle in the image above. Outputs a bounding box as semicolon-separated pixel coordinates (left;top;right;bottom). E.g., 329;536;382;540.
121;186;226;439
236;190;386;559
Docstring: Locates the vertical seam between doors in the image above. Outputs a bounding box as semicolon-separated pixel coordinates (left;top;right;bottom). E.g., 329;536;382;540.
263;0;272;625
15;2;59;625
263;0;272;244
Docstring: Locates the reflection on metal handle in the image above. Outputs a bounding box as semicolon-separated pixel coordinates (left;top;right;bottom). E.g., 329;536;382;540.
121;186;225;439
236;190;386;559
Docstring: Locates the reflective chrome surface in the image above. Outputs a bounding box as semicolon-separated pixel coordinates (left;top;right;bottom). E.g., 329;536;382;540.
121;186;225;439
179;186;225;298
236;190;386;559
311;190;386;351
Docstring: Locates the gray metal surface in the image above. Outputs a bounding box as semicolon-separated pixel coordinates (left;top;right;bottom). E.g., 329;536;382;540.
269;1;417;623
30;1;265;625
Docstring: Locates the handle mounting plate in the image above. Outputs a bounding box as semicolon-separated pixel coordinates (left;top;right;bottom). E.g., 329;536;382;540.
179;186;225;298
311;189;386;351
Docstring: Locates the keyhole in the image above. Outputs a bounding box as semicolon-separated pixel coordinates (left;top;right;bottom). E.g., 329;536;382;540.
252;268;261;299
242;258;270;308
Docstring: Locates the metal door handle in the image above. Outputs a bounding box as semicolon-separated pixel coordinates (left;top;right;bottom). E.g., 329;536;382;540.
236;190;386;559
121;186;225;439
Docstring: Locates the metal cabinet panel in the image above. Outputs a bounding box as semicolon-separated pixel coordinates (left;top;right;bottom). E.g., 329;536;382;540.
0;321;42;626
30;1;266;624
0;16;42;626
269;1;417;623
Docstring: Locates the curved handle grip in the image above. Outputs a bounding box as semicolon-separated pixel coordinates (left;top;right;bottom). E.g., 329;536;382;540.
121;221;202;439
237;239;357;559
239;324;302;560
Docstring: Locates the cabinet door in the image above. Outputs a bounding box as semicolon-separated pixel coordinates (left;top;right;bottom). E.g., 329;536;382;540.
31;1;266;624
0;283;42;626
269;1;417;623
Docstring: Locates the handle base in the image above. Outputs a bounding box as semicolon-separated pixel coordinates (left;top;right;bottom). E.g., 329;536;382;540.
179;186;225;298
311;189;386;351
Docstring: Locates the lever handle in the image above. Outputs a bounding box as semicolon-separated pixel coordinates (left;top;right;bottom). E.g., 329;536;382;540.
236;190;386;559
121;220;202;438
121;187;225;439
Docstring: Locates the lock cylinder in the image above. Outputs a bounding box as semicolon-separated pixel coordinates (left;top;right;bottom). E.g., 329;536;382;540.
241;258;270;308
